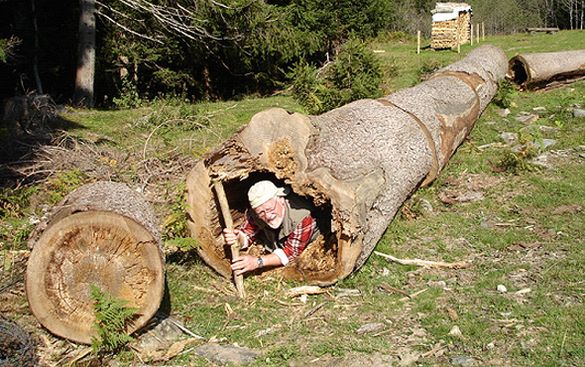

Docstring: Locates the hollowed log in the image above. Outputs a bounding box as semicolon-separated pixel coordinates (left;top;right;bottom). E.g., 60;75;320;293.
186;45;507;285
508;50;585;90
26;181;164;344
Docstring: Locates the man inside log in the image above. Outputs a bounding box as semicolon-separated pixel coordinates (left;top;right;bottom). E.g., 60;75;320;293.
223;180;323;275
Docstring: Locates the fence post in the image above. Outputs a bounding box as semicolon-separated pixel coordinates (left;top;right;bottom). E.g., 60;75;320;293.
476;23;480;43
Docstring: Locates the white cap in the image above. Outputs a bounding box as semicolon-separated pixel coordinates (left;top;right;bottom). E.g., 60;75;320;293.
248;180;286;208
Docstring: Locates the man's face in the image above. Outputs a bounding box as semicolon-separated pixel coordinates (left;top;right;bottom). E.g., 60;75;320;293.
253;196;285;229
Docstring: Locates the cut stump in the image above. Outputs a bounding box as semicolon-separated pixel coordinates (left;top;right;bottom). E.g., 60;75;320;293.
186;45;507;285
26;181;164;344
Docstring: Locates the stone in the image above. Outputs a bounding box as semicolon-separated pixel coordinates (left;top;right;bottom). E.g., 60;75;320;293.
448;325;462;337
195;343;261;366
515;113;539;124
573;108;585;118
539;139;557;149
497;284;507;293
419;199;433;213
134;316;186;353
451;355;476;366
532;106;546;113
496;108;511;117
538;125;559;134
500;132;518;145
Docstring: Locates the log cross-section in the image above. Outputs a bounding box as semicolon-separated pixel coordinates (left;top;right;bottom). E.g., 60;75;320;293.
186;45;508;285
26;181;164;344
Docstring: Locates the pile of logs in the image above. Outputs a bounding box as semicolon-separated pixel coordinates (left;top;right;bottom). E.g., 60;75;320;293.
431;11;471;49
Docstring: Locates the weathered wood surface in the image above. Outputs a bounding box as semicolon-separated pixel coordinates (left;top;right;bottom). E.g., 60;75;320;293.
186;45;507;285
26;181;164;344
509;50;585;90
526;27;559;34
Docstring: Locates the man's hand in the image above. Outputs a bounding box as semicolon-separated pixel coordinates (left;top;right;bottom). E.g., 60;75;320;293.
230;255;259;275
223;228;242;246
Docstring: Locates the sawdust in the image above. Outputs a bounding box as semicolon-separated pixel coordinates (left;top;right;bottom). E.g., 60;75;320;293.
243;235;338;276
294;235;337;273
267;139;298;178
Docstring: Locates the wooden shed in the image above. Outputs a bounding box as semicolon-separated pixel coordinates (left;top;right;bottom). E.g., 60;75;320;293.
431;2;472;50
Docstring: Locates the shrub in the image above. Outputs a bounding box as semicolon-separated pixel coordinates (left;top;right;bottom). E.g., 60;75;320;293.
493;79;517;108
290;38;383;114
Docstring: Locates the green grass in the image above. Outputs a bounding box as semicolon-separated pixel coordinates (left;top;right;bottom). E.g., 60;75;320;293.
1;30;584;366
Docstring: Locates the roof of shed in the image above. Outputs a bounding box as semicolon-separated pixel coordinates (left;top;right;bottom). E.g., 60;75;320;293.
432;2;472;22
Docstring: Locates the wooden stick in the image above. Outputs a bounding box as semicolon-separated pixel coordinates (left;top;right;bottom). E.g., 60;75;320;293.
417;30;421;54
213;181;245;299
399;288;428;302
286;285;326;297
476;23;480;44
374;251;470;269
482;22;485;40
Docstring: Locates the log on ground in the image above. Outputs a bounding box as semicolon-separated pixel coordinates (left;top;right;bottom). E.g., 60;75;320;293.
508;50;585;90
186;45;507;285
26;181;165;344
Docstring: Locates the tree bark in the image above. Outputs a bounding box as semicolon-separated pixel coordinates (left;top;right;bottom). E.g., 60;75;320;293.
186;45;507;285
73;0;96;107
26;181;164;344
508;49;585;90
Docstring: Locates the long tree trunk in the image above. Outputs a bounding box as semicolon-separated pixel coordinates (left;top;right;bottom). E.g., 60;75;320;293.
73;0;96;107
508;49;585;90
186;45;508;285
26;181;165;344
31;0;43;94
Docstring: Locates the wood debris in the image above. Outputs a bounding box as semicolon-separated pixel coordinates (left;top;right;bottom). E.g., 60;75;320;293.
374;251;471;269
285;285;327;298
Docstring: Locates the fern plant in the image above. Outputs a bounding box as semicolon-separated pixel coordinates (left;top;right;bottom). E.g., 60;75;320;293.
90;284;138;354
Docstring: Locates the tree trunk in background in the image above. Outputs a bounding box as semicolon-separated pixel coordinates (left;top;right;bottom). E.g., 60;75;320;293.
26;181;165;344
186;45;508;285
73;0;96;107
31;0;43;94
508;49;585;90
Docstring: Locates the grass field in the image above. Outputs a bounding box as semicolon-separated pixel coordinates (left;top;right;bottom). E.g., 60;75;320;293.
1;30;584;366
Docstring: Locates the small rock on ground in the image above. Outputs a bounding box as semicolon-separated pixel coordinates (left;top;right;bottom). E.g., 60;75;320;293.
573;108;585;118
515;113;539;124
451;355;476;366
500;132;518;145
195;343;261;366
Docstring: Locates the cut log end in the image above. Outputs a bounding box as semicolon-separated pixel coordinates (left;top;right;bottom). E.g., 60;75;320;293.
508;57;529;87
26;183;165;344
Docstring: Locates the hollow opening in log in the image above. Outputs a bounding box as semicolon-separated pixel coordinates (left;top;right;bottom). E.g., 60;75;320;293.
211;171;341;282
509;59;528;86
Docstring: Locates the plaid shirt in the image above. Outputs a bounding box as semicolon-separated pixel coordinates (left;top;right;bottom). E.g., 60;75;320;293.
239;209;317;265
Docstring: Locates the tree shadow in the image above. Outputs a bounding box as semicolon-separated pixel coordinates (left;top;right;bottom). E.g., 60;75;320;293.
0;97;85;188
